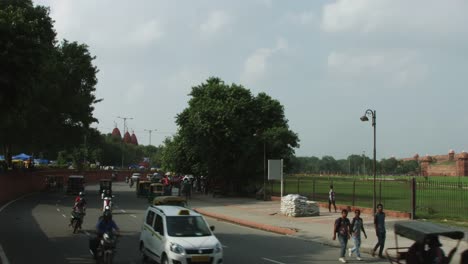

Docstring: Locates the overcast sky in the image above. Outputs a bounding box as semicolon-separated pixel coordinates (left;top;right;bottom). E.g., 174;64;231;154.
33;0;468;159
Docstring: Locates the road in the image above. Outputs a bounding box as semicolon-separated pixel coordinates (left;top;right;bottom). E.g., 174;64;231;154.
0;182;388;264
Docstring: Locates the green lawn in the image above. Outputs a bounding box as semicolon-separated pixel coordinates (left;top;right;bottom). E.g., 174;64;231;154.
270;175;468;220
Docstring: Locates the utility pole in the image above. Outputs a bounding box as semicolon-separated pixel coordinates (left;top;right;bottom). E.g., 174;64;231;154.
117;116;133;168
144;129;157;145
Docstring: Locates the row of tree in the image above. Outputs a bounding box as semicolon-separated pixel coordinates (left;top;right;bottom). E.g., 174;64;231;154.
0;0;100;165
289;155;420;175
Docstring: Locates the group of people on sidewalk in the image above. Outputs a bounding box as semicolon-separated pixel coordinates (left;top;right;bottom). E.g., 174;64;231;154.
330;185;386;263
333;204;386;263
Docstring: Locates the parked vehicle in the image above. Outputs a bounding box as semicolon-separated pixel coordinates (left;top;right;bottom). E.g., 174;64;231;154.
67;175;85;195
139;206;223;264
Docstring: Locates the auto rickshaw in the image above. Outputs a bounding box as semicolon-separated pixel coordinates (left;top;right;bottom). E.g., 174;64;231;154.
152;196;186;207
45;175;64;192
385;221;464;264
99;179;112;196
147;183;164;203
66;175;85;194
137;180;151;197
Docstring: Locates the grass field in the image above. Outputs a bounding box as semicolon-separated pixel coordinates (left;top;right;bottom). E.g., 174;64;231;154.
270;175;468;220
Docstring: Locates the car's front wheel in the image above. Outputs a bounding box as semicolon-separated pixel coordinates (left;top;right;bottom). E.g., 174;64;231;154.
140;242;148;263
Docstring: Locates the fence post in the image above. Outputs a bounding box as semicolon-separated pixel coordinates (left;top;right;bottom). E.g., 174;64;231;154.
297;176;300;194
312;179;316;201
352;180;356;207
411;177;416;219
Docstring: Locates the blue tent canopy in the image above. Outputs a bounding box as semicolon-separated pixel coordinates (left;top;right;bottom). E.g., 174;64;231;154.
12;153;31;161
0;155;4;161
34;159;49;165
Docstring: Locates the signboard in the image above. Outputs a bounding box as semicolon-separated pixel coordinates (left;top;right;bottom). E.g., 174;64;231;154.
268;160;282;180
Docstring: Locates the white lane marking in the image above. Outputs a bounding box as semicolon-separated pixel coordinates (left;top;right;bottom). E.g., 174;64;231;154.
62;214;67;218
262;258;286;264
84;231;91;237
130;214;137;218
0;193;35;213
222;244;228;248
120;209;126;213
0;243;10;264
56;208;60;212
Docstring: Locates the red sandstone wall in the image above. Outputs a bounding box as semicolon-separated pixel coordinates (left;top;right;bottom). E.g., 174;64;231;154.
0;169;134;205
427;164;457;176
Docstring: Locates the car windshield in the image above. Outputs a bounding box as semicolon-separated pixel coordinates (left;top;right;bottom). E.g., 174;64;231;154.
166;216;211;237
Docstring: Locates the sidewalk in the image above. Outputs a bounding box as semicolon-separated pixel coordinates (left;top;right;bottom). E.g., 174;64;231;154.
188;193;468;263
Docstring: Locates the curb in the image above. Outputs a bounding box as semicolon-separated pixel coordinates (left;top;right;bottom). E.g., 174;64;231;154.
193;208;297;235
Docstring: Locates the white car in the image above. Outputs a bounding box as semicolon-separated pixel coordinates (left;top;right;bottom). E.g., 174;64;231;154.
139;206;223;264
131;173;141;180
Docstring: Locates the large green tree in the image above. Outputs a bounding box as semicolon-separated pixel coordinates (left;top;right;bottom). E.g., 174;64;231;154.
0;0;101;164
163;77;299;192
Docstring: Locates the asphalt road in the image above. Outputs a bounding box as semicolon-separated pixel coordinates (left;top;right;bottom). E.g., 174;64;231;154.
0;182;388;264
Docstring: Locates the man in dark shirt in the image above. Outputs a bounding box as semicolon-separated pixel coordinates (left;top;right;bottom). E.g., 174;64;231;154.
333;209;351;263
373;203;386;258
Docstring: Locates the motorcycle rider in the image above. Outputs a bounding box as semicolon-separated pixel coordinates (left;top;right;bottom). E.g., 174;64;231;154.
70;198;86;228
89;210;120;258
74;191;87;206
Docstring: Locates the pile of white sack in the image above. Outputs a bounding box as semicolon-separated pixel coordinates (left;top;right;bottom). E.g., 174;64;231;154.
280;194;320;217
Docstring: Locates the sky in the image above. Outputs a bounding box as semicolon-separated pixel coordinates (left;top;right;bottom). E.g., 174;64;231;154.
33;0;468;159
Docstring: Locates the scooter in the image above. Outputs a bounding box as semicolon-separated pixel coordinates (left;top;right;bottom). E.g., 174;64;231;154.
102;197;113;212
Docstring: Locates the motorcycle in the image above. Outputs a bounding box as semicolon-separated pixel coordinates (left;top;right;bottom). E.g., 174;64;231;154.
95;232;118;264
70;210;85;234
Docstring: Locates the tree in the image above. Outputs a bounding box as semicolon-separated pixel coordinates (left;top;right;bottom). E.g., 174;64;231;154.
0;1;101;165
164;77;299;192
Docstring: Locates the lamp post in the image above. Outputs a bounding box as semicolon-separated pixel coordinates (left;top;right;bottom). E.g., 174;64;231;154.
360;109;376;214
254;131;267;201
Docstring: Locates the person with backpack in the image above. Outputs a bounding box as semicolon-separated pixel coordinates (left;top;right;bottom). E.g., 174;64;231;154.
333;209;351;263
329;185;337;213
348;209;367;261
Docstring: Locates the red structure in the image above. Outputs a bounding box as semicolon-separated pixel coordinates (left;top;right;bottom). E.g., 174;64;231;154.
123;132;132;144
111;127;122;139
456;152;468;176
420;155;433;177
130;132;138;145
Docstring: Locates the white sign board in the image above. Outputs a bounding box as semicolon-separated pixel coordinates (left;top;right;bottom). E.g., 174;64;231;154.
268;159;282;180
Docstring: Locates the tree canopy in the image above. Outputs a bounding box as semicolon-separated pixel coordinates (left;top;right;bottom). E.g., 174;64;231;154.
161;77;299;191
0;0;100;164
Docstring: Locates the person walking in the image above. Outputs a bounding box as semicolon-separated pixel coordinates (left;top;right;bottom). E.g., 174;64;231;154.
329;185;337;213
348;209;367;261
372;203;386;258
333;209;351;263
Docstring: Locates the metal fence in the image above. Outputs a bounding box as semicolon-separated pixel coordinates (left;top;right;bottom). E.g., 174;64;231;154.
269;176;468;220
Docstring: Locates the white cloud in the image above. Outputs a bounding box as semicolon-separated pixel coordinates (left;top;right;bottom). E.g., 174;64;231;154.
128;20;164;46
284;10;316;26
125;83;146;105
321;0;468;34
241;38;288;85
327;50;428;85
200;10;231;35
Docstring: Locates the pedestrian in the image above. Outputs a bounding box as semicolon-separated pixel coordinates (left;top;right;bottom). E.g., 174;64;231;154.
348;209;367;261
333;209;351;263
372;203;386;258
329;185;337;213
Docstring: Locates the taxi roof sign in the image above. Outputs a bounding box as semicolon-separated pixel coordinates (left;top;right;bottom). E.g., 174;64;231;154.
178;209;190;215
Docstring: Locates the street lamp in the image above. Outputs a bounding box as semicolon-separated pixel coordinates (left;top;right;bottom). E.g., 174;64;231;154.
254;132;267;201
360;109;377;214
